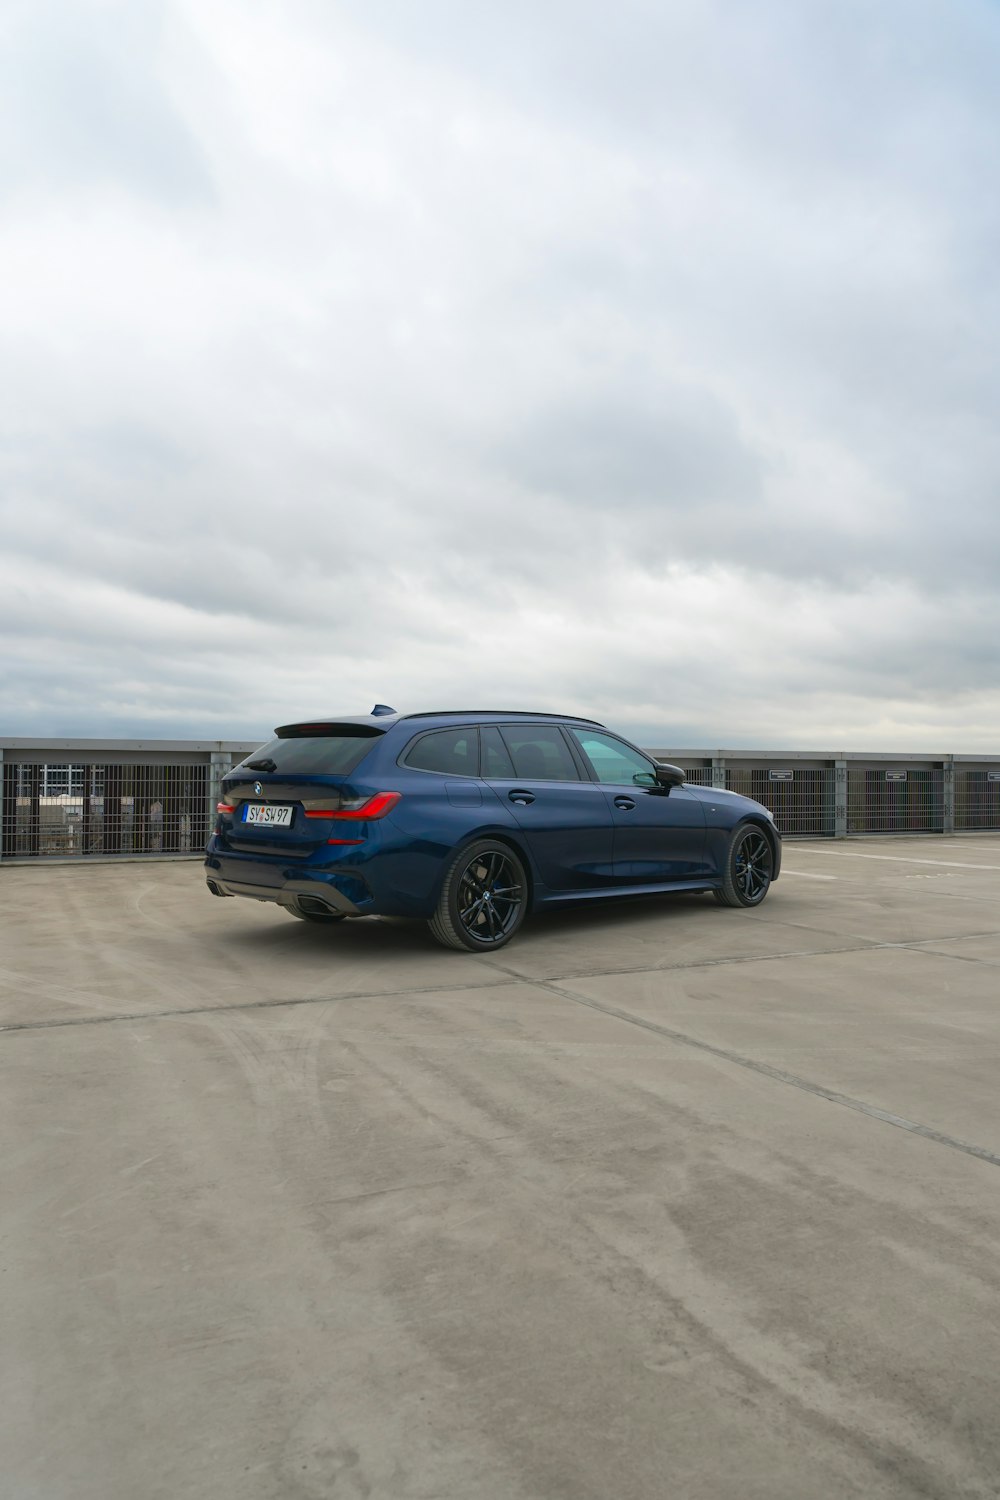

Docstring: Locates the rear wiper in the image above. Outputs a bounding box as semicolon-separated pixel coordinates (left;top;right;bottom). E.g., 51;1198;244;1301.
246;757;277;772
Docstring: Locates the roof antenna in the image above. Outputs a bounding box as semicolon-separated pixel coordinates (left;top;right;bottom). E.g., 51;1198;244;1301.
370;704;398;717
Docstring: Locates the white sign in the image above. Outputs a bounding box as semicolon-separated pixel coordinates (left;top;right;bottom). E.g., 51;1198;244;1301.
885;771;908;782
768;769;794;782
988;772;1000;783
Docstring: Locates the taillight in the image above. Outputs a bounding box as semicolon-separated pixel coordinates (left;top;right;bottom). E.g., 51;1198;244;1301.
305;792;401;820
217;802;236;814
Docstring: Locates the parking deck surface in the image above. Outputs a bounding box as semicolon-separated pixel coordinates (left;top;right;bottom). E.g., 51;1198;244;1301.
3;838;1000;1499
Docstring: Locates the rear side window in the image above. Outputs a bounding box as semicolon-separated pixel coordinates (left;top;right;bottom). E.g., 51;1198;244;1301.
402;727;478;777
499;725;581;782
240;728;380;776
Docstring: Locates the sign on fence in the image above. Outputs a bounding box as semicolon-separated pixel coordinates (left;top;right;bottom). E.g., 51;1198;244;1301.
885;771;908;782
768;769;794;782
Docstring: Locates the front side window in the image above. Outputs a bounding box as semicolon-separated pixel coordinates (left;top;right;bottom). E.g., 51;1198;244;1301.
402;727;478;777
572;730;657;786
498;725;581;782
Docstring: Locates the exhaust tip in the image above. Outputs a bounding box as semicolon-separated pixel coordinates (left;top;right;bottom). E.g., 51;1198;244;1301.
297;895;338;917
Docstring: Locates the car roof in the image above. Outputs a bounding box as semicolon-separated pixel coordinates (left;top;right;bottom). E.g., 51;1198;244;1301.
400;710;605;727
274;707;605;734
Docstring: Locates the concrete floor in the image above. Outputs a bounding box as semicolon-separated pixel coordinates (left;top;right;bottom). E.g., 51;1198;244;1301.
3;839;1000;1499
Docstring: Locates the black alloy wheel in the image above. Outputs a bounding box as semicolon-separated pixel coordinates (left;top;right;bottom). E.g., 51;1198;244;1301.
429;840;528;951
714;822;774;908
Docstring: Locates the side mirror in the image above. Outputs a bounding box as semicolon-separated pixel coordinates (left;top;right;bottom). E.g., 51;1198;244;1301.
654;762;686;789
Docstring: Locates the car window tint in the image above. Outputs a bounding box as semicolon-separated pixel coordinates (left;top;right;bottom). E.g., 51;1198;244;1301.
240;733;378;775
403;727;478;777
481;725;515;778
499;725;581;782
573;731;656;785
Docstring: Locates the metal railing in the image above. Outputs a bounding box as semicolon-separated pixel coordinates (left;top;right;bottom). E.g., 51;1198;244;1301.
2;739;999;858
0;740;256;861
955;770;1000;831
649;751;1000;840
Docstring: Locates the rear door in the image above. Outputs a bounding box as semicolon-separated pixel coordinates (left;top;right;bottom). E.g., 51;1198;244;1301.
481;724;616;891
568;729;708;881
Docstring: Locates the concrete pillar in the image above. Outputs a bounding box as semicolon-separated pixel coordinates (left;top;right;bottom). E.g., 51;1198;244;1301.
711;755;727;790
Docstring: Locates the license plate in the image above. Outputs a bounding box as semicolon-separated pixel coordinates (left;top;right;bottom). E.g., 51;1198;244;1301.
242;803;293;827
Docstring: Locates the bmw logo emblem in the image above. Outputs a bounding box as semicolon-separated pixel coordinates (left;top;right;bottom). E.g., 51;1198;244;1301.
253;781;263;797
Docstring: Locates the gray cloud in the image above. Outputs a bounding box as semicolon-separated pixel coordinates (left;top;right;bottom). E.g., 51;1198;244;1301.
498;386;763;514
1;0;999;747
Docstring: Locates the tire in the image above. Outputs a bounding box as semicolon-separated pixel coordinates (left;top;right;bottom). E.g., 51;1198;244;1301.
428;840;528;952
713;821;774;908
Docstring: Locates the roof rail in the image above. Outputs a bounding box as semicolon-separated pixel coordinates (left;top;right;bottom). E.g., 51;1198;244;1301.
399;710;605;727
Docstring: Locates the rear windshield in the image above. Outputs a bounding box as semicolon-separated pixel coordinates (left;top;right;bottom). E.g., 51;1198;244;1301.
239;727;380;776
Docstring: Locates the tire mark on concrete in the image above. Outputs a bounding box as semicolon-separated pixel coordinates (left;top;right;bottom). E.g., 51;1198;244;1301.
480;962;1000;1172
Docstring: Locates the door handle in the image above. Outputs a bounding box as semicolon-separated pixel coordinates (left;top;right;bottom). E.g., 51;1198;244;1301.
508;790;535;806
614;797;636;811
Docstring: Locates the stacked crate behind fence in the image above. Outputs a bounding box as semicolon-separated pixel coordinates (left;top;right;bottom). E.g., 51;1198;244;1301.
1;763;211;858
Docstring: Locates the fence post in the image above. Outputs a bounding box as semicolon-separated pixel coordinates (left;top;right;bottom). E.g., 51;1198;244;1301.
834;759;848;839
942;757;955;835
0;748;4;862
711;755;727;790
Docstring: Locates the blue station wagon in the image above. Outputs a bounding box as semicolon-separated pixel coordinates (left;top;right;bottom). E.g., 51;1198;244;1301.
205;707;781;951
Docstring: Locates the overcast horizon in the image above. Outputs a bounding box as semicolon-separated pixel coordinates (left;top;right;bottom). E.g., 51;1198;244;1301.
3;0;1000;752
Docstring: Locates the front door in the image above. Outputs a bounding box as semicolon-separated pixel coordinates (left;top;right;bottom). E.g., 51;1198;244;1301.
568;728;708;881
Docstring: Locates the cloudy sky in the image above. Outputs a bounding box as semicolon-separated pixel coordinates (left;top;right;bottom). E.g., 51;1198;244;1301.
2;0;999;750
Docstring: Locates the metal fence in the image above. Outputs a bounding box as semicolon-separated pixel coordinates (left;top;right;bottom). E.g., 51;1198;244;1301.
650;752;1000;840
955;769;1000;831
846;767;944;835
2;739;1000;859
1;741;256;861
1;763;213;858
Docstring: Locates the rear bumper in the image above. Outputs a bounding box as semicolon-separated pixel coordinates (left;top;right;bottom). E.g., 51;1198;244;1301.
206;875;362;916
204;848;372;916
